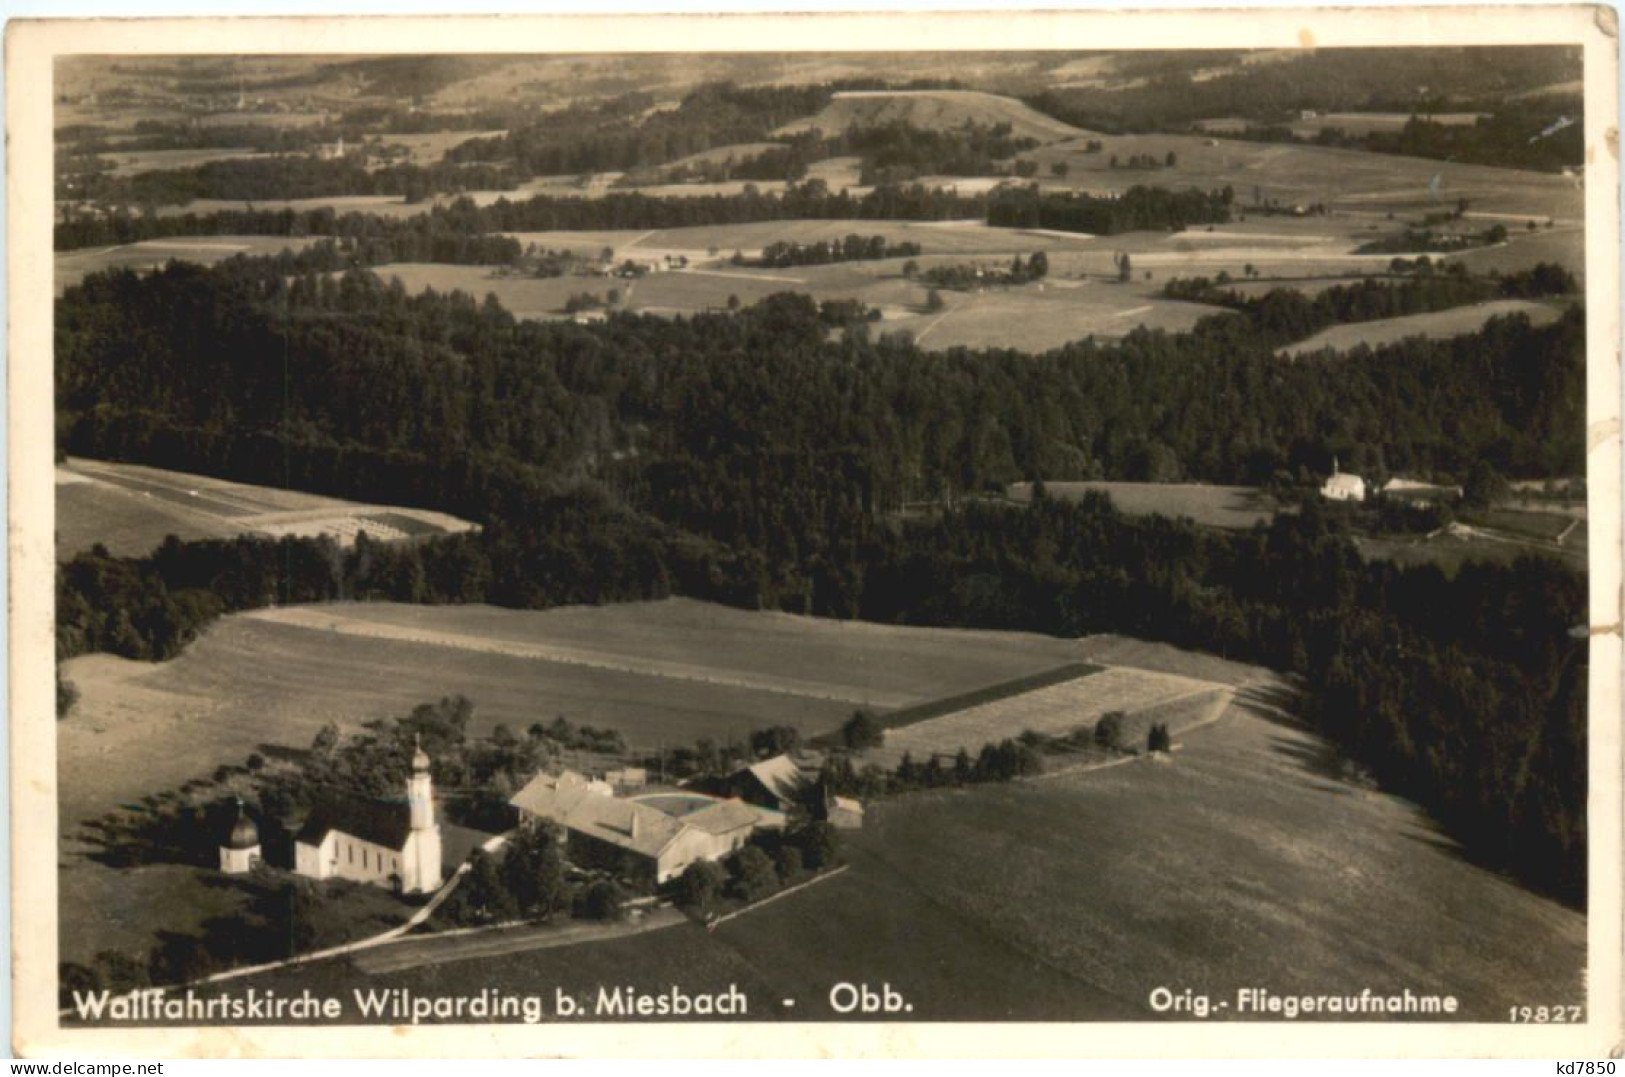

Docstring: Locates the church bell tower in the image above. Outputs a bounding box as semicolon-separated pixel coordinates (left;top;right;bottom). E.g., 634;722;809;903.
404;736;443;893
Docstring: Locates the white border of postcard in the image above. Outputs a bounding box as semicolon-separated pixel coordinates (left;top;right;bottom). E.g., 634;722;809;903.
9;5;1622;1058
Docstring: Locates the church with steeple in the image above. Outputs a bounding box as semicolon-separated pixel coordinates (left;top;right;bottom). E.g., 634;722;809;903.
292;739;444;895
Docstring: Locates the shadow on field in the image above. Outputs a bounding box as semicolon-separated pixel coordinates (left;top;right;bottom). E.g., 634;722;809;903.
1230;681;1304;729
1230;682;1379;794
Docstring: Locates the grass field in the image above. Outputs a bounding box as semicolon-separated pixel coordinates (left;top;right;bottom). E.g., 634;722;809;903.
226;663;1583;1022
56;236;324;295
152;195;420;220
58;598;1099;831
870;666;1227;767
1009;481;1280;530
1279;299;1565;358
94;147;276;179
369;130;506;166
510;219;1104;259
364;251;1217;351
56;457;474;560
1355;529;1586;576
1025;132;1584;223
778;89;1088;143
1470;508;1581;542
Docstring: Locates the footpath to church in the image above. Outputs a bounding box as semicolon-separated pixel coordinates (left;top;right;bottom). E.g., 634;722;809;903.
349;905;688;975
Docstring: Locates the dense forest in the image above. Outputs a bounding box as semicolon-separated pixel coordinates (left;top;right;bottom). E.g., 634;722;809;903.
54;227;1591;908
62;155;521;207
57;258;1585;518
1204;103;1584;173
1025;47;1580;151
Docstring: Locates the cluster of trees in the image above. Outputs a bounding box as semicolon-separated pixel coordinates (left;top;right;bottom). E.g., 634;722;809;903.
439;821;572;927
988;184;1233;235
63;154;520;208
746;234;923;269
1110;151;1177;170
1165;263;1577;345
918;250;1049;290
1356;223;1510;255
845;120;1039;185
675;819;841;913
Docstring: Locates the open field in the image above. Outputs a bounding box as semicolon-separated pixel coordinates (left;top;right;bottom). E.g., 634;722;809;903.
56;457;475;560
884;282;1223;351
871;666;1228;766
1469;507;1581;542
56;236;325;295
234;667;1582;1021
364;254;1216;350
1009;481;1280;530
368;130;506;166
1355;527;1586;576
510;219;1104;259
152;195;421;220
94;147;276;179
778;89;1088;143
58;598;1098;829
1278;299;1565;358
1025;133;1584;222
661;141;785;170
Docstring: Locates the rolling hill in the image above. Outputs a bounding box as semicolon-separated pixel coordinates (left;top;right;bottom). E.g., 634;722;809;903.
777;89;1088;142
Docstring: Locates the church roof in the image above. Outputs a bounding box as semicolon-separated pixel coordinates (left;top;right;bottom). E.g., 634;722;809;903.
296;792;413;851
224;805;260;850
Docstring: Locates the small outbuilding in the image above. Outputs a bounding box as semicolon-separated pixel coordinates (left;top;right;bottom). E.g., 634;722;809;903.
219;796;261;874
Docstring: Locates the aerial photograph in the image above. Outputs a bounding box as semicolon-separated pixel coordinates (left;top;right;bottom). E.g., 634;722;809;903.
48;45;1590;1026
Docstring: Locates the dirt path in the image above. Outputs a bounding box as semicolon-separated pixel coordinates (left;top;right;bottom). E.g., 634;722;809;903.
353;906;688;975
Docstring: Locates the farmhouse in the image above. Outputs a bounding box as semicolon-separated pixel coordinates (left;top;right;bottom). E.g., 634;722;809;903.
700;754;864;829
1321;459;1367;502
293;740;444;895
509;770;760;885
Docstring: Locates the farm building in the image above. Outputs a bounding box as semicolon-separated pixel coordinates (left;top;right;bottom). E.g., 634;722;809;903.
509;770;761;886
827;796;865;830
1321;459;1367;502
218;796;262;874
1382;477;1463;501
706;753;815;815
293;740;444;895
606;767;648;792
699;754;864;829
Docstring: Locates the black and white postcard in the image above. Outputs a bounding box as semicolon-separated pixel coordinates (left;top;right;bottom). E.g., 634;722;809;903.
8;7;1621;1058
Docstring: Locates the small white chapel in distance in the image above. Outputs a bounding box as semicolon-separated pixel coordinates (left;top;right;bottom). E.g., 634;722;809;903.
1320;457;1367;502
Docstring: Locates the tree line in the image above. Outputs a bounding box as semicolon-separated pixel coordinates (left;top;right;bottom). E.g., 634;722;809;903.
987;184;1234;235
58;479;1588;906
1165;262;1577;345
747;234;922;269
57;259;1585;528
